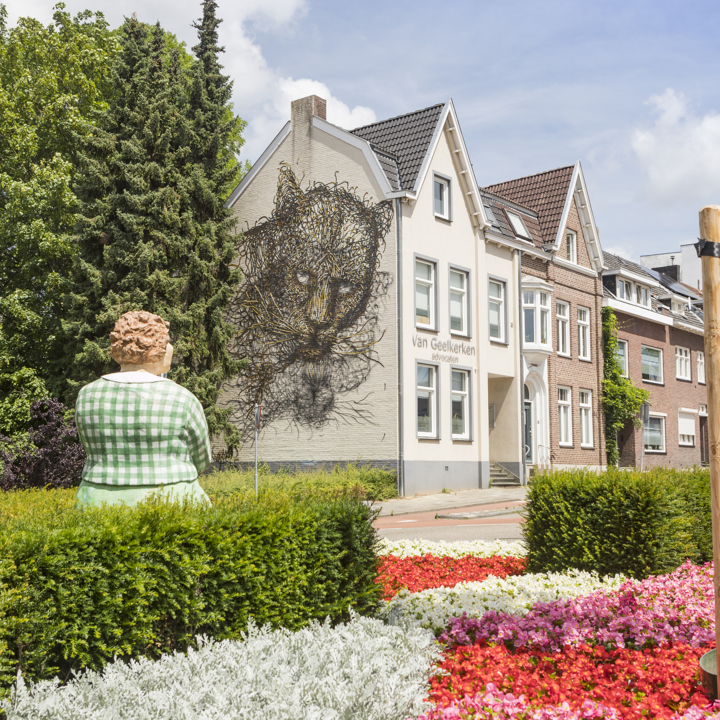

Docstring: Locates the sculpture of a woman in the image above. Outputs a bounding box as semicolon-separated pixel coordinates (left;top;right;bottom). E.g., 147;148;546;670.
75;311;212;506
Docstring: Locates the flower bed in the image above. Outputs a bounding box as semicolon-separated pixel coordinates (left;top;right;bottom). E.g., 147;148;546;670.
376;538;526;559
377;554;526;599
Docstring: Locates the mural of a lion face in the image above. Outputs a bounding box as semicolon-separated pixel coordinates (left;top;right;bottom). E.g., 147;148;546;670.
227;164;394;433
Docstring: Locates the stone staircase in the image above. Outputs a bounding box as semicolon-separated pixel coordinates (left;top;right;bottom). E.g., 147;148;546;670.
489;462;521;487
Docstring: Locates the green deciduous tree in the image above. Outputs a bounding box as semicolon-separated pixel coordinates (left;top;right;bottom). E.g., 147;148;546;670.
601;306;649;466
64;5;245;448
0;3;118;432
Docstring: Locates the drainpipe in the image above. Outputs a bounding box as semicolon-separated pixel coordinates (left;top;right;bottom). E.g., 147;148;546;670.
395;198;405;496
518;249;527;485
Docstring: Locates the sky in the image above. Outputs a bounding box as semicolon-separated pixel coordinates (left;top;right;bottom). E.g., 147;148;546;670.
5;0;720;261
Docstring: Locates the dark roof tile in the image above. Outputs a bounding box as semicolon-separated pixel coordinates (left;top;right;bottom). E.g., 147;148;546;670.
484;165;574;243
351;104;444;192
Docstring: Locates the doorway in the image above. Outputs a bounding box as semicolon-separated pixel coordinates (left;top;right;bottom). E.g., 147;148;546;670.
523;385;533;464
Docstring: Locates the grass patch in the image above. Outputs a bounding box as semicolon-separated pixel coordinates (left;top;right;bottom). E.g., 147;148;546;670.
201;463;398;502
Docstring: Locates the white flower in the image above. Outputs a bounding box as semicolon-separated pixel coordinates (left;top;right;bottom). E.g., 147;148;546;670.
381;570;627;635
2;615;440;720
376;538;526;559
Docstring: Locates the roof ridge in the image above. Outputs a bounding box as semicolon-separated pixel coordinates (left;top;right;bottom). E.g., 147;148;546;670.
485;163;575;188
350;102;445;133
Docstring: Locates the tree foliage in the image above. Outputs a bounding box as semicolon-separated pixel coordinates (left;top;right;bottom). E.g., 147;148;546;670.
601;307;649;466
64;5;244;447
0;3;117;425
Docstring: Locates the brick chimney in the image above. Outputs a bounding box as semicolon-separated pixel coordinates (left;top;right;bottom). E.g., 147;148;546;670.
291;95;327;127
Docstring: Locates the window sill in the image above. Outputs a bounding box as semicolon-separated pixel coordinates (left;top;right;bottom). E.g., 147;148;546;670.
679;443;695;448
434;214;451;224
578;357;592;363
490;338;509;346
557;352;571;359
642;379;664;385
452;437;472;443
559;443;573;448
581;444;595;449
450;331;471;340
677;377;692;383
644;450;666;454
415;324;439;333
417;436;440;442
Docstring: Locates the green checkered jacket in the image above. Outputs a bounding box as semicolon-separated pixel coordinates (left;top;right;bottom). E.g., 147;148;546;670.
76;378;212;486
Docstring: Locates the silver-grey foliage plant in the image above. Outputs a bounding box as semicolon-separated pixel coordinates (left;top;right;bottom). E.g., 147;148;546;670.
2;615;440;720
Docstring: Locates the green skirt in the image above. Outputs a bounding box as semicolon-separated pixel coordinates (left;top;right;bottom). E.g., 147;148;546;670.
76;478;211;508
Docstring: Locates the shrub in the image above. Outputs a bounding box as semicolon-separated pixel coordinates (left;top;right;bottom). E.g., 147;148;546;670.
202;462;398;501
0;399;85;490
0;490;382;697
2;615;439;720
524;468;708;578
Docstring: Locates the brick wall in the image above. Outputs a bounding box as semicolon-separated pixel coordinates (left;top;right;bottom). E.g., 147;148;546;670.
615;310;707;468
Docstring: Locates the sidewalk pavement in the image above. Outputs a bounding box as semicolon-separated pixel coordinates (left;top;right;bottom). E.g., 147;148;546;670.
372;486;528;543
373;485;527;517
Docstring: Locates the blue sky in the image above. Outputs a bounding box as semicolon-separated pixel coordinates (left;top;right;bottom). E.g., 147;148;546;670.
7;0;720;261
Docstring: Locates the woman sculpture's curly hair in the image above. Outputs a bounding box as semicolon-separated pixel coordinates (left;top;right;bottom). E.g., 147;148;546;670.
110;311;170;365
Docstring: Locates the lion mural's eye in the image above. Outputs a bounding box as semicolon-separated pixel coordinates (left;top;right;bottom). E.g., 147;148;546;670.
296;271;310;285
337;281;354;295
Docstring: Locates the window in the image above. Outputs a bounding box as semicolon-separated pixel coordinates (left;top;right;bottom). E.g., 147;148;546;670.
489;279;505;342
556;301;570;356
506;211;532;239
523;290;550;346
415;259;435;328
644;415;665;452
616;339;628;377
558;387;572;446
700;404;708;416
617;279;632;301
451;369;470;440
416;364;436;437
449;269;468;335
566;231;577;263
678;411;696;447
636;285;649;307
676;346;691;380
672;300;685;313
577;307;590;360
698;351;705;384
434;176;450;219
641;346;663;383
580;390;593;448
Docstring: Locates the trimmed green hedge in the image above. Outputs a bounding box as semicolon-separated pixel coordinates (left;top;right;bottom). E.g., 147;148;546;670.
0;489;381;697
524;467;711;579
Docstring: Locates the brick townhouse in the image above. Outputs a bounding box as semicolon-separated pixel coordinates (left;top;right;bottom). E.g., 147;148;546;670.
484;164;607;472
602;253;708;468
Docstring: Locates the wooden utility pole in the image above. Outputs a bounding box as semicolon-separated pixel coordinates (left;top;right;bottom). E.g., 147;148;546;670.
698;205;720;678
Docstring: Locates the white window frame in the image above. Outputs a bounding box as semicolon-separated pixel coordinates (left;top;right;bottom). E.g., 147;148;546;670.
617;279;632;301
566;230;577;264
616;339;628;377
506;210;532;240
433;174;450;220
451;368;471;441
641;346;663;384
523;290;551;348
416;363;437;439
636;285;650;307
698;351;706;384
558;386;572;447
577;307;591;361
488;278;506;343
449;267;469;336
580;390;593;448
678;411;696;447
415;258;436;330
644;414;666;453
675;346;691;381
556;300;570;357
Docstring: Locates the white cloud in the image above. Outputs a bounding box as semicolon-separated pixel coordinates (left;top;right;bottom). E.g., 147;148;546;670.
632;88;720;203
603;244;636;261
3;0;375;162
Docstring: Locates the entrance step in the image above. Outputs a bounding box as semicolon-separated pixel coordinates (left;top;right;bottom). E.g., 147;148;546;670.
489;462;521;487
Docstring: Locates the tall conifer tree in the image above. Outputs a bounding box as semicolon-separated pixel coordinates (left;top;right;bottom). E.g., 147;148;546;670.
64;8;243;448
